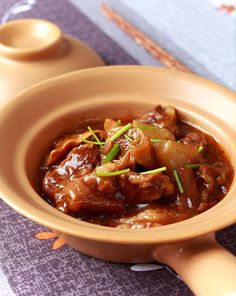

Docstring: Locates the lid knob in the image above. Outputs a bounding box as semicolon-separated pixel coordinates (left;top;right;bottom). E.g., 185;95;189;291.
0;19;62;59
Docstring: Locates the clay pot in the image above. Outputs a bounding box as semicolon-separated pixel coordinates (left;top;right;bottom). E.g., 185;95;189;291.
0;66;235;296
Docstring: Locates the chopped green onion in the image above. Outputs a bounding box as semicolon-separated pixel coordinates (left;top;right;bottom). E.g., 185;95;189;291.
140;166;167;175
87;126;103;147
82;139;105;145
138;125;156;130
116;119;121;126
197;146;204;154
173;170;184;194
151;139;162;143
125;135;133;142
184;164;200;169
176;140;181;143
110;123;132;142
103;143;120;163
96;168;130;177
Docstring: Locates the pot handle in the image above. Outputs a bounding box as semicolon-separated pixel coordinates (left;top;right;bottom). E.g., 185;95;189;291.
153;233;236;296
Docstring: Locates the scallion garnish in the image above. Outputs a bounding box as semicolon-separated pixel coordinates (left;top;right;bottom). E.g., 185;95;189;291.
173;170;184;194
116;119;121;126
138;125;156;130
110;123;132;142
125;135;133;142
150;139;162;143
87;126;103;147
197;146;204;154
184;164;200;169
96;168;130;177
82;139;105;145
140;166;167;175
103;143;120;163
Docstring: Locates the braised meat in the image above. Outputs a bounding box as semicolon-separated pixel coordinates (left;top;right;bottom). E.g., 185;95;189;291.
118;172;174;204
40;105;234;228
138;105;179;135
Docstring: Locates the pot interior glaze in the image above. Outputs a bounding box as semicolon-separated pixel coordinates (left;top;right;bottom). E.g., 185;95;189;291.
0;66;235;260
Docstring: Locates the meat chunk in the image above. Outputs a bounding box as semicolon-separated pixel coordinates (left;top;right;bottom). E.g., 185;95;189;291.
43;144;125;215
43;144;102;211
44;170;124;215
181;132;207;147
197;162;233;204
117;172;175;204
45;130;106;166
43;144;100;187
82;173;117;195
104;126;158;170
197;165;217;202
104;118;119;133
102;122;133;161
57;175;124;214
115;150;136;170
213;162;234;187
115;206;190;228
129;128;158;169
138;105;178;135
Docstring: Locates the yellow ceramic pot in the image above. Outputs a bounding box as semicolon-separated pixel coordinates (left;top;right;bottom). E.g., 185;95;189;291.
0;66;235;296
0;18;104;103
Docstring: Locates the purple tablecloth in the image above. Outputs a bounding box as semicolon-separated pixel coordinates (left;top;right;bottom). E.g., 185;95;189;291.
0;1;235;296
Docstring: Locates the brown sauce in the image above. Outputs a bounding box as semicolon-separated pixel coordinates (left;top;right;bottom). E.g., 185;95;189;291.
39;105;234;229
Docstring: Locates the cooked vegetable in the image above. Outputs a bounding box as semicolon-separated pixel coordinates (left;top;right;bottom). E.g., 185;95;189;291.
124;135;133;142
133;120;175;141
88;126;103;147
103;143;120;163
82;139;105;145
197;145;204;154
153;141;199;171
151;139;163;143
137;124;156;130
41;105;233;229
140;166;167;175
184;164;200;169
109;123;132;142
96;168;130;177
173;169;184;194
